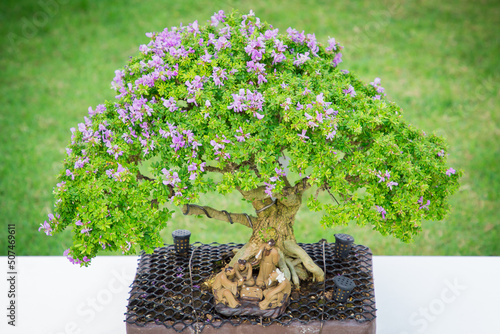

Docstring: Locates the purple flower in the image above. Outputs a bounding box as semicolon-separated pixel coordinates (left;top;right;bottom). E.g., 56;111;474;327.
293;52;310;66
64;249;82;265
281;98;292;111
185;76;204;105
298;129;309;141
115;163;126;174
254;112;264;119
419;199;431;210
38;221;53;236
326;131;336;140
200;49;212;63
376;206;387;220
264;182;276;197
246;61;267;85
332;53;343;67
306;33;319;55
437;150;445;157
187;20;200;36
170;134;186;151
326;37;337;52
111;70;125;90
446;168;456;176
271;39;287;64
387;181;399;190
287;27;305;43
214;36;231;51
66;169;75;180
74;158;87;169
106;169;114;178
244;36;266;61
162;97;178;112
235;126;250;142
227;89;264;114
188;162;200;180
275;168;286;177
264;28;279;40
211;10;226;27
374;170;391;183
343;85;356;97
371;78;382;86
212;67;228;87
162;169;181;186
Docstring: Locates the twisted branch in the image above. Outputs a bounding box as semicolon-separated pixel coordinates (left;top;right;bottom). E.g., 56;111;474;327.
181;204;255;228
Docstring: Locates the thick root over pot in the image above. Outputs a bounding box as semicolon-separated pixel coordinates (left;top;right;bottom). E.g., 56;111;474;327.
228;240;325;289
284;240;325;283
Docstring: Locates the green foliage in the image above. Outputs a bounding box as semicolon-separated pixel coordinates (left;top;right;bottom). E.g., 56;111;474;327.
40;10;459;265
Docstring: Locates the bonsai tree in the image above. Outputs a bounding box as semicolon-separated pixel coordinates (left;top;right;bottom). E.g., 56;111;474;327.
40;10;460;286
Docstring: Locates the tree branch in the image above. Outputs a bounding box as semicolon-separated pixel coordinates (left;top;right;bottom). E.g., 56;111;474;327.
236;185;269;201
325;185;340;205
204;166;225;173
136;171;155;182
237;176;312;201
278;177;312;198
181;204;255;228
282;174;292;188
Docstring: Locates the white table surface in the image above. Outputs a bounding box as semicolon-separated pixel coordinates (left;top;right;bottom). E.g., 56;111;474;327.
1;256;499;334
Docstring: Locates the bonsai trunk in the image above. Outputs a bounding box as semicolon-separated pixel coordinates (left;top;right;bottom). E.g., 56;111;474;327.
229;196;325;288
182;179;325;288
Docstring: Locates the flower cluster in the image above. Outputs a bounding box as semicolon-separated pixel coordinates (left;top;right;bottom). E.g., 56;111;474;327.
446;168;456;176
106;164;129;182
38;213;59;236
418;196;431;210
370;78;385;100
374;170;399;190
376;206;387;220
227;89;265;119
343;85;356;98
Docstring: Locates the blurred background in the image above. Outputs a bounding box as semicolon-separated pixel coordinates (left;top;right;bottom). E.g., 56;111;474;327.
0;0;498;258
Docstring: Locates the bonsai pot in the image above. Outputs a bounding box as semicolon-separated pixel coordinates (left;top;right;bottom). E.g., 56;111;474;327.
125;240;376;334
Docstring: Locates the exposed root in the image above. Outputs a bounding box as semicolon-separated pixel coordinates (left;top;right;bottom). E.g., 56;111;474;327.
284;240;325;282
228;240;324;287
294;263;309;281
228;243;251;267
285;257;300;287
277;249;291;283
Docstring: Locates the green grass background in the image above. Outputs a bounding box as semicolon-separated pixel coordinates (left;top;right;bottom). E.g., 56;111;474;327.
0;0;498;257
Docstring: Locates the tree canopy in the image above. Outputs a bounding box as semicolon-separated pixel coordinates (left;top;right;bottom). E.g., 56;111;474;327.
40;10;460;265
